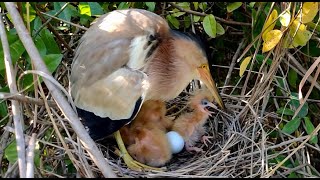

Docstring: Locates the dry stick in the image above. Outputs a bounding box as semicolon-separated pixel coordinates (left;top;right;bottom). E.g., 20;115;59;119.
40;12;89;31
37;78;89;177
287;52;320;90
264;120;320;177
292;57;320;120
35;6;73;52
26;133;37;178
167;2;251;26
222;38;246;94
4;3;116;178
0;14;26;178
33;2;69;37
0;92;57;106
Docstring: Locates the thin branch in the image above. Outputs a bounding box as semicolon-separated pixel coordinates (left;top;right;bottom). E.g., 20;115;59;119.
222;38;246;94
0;92;57;106
26;133;37;178
34;6;73;52
33;2;69;37
40;11;89;31
167;2;251;26
0;14;26;178
4;2;116;178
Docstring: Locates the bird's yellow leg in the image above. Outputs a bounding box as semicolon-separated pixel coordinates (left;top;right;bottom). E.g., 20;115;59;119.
114;130;164;171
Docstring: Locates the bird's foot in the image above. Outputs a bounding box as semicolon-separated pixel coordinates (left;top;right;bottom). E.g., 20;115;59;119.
185;145;204;153
201;135;214;147
114;149;164;171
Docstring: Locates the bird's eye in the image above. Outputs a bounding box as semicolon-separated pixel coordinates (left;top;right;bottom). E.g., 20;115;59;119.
201;99;208;105
201;64;207;69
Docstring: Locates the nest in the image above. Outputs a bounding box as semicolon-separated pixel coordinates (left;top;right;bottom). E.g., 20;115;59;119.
3;46;320;178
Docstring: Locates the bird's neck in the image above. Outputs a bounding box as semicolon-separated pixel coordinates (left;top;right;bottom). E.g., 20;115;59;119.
145;38;193;101
190;108;210;125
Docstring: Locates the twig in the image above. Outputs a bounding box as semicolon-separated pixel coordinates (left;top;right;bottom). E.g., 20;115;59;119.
222;38;246;94
0;92;57;106
0;13;27;178
33;2;69;37
34;6;73;52
40;11;89;31
167;2;251;26
26;133;37;178
4;2;116;178
286;52;320;91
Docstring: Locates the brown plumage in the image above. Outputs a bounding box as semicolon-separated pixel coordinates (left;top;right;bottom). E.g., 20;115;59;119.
120;100;173;167
70;8;225;170
172;88;216;153
120;100;173;145
126;127;172;167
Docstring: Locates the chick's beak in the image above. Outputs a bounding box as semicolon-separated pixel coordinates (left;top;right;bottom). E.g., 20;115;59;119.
197;66;225;110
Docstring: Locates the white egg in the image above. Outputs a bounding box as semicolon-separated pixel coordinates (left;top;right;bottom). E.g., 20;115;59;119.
166;131;185;154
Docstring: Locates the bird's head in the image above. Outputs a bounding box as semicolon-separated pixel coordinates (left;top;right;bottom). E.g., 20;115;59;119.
189;88;217;114
171;31;225;109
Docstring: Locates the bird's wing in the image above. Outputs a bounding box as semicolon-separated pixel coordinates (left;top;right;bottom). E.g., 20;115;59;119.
73;67;150;120
70;9;169;120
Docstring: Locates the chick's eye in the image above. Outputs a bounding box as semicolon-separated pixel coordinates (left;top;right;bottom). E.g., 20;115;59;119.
201;99;208;105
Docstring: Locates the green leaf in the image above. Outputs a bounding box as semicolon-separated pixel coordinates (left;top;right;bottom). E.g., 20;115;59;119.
193;2;199;10
88;2;104;16
193;15;201;22
117;2;130;10
34;141;41;167
289;92;308;118
5;140;18;163
177;2;190;10
5;140;41;167
203;14;217;38
227;2;243;13
79;14;93;26
34;36;47;57
282;117;301;135
304;117;318;144
52;2;75;22
22;2;36;23
40;29;60;54
255;54;272;65
0;35;26;71
166;15;180;29
31;17;42;36
288;172;299;178
288;68;297;88
22;54;63;92
0;101;8;123
43;54;63;73
216;22;225;35
184;16;191;29
79;2;91;16
145;2;156;12
199;2;207;11
171;12;186;17
276;107;295;116
249;2;256;8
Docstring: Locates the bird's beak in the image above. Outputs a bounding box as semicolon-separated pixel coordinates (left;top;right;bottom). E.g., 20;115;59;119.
201;101;217;117
197;66;225;110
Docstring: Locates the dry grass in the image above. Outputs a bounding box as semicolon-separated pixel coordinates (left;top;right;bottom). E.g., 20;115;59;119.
1;4;320;178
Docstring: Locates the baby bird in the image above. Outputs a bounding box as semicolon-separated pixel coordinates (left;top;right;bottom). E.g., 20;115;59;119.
126;126;172;167
130;100;173;132
171;88;217;153
119;100;173;167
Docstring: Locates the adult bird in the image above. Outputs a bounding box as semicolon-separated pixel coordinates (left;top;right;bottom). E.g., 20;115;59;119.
70;8;225;171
